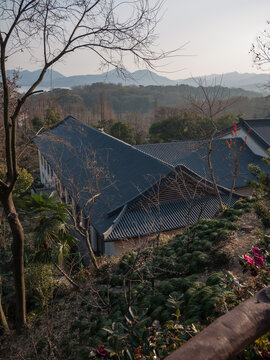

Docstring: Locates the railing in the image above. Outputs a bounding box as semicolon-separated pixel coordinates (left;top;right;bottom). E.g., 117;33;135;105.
165;286;270;360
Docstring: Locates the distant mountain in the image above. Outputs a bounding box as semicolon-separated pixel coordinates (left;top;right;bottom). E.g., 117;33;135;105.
6;69;65;86
177;72;270;93
7;68;177;89
6;68;270;94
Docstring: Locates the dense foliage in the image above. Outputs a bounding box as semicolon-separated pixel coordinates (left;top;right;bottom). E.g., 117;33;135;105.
24;83;270;143
55;197;268;360
149;113;237;142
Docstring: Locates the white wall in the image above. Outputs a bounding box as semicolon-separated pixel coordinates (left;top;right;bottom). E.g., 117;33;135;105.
38;151;57;188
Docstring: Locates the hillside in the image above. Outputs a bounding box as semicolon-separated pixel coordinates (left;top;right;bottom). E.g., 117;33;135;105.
0;197;269;360
25;82;264;124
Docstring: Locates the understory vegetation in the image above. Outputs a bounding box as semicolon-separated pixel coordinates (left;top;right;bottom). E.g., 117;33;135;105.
0;193;269;360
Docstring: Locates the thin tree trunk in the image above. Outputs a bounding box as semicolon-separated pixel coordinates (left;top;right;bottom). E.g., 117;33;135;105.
85;230;99;270
0;275;9;334
227;158;239;207
54;263;80;290
1;193;26;331
207;135;224;212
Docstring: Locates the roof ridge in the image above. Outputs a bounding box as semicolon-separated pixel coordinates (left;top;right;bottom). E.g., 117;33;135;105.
241;118;270;148
67;116;178;166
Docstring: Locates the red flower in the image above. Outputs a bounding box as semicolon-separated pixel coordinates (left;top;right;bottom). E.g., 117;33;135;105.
233;123;237;134
244;135;247;144
244;254;253;265
251;247;261;255
96;345;109;357
253;255;264;267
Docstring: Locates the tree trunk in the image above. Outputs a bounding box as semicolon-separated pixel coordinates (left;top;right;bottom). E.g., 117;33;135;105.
207;137;224;212
227;158;239;207
85;230;99;270
1;193;26;331
0;275;9;334
54;263;80;290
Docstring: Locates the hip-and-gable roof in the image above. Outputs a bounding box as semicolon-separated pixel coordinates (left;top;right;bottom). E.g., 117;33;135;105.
34;116;242;241
34;116;173;235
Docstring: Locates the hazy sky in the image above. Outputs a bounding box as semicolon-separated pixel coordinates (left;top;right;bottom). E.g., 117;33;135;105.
7;0;270;80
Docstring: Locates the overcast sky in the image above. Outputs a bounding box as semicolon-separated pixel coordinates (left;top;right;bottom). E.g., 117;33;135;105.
7;0;270;80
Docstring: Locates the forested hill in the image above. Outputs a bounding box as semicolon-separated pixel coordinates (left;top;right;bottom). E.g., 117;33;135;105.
26;82;261;116
72;83;261;112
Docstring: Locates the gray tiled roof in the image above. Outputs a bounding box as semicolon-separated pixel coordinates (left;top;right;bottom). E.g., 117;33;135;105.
107;193;235;241
215;118;270;152
135;138;268;189
34;117;242;242
240;118;270;150
107;165;240;241
34;116;173;236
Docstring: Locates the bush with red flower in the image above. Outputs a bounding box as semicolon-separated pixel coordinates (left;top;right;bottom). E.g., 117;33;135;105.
240;246;267;277
96;344;109;358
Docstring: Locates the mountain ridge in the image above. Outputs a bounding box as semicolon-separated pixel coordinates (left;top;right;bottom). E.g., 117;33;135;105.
6;68;270;93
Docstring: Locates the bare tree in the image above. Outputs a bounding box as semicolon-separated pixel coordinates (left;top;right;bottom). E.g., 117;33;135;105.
0;0;174;330
187;78;236;211
251;21;270;69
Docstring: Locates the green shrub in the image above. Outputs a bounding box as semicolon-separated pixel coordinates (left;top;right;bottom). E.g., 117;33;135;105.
158;281;175;295
75;347;90;360
151;293;166;307
206;272;224;286
217;229;230;241
160;309;171;323
185;285;221;322
110;275;123;287
225;222;238;230
233;202;245;209
151;305;163;320
25;263;54;308
211;249;231;269
184;286;199;304
255;201;270;228
200;240;212;251
181;253;192;264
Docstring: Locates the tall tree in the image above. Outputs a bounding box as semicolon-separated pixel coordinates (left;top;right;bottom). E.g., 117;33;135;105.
187;79;235;211
0;0;173;330
110;121;135;144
